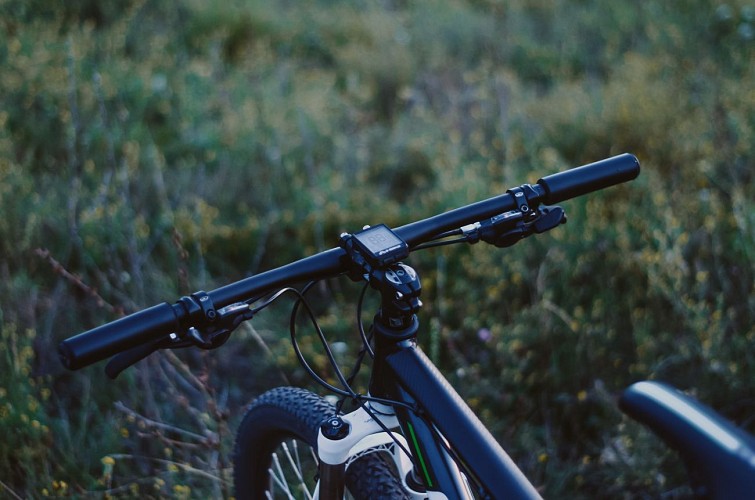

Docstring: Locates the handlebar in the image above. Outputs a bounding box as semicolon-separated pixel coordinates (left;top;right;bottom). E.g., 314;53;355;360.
59;153;640;371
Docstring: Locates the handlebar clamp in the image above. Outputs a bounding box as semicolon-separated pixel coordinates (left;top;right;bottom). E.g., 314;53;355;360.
192;291;217;323
506;186;537;220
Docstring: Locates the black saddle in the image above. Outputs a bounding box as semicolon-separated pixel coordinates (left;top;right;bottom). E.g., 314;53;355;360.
620;381;755;499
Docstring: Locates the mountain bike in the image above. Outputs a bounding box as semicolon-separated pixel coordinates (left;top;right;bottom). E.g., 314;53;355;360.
59;153;755;499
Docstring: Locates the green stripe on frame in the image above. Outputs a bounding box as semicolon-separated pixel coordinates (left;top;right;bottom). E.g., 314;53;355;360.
406;421;433;488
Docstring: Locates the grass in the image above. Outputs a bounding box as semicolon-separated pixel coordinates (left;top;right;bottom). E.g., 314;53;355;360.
0;0;753;497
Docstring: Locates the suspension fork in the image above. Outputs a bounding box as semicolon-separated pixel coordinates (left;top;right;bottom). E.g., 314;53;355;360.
317;404;399;498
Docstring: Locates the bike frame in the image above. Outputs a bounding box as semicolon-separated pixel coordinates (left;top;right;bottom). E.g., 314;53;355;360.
381;338;540;499
317;320;542;499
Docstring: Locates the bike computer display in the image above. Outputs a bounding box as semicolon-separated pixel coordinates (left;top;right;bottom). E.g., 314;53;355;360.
346;224;409;268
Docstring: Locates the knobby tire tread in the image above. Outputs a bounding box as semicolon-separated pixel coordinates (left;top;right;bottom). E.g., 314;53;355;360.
233;386;409;499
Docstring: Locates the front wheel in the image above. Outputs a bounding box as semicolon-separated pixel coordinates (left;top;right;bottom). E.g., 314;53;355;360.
233;387;410;499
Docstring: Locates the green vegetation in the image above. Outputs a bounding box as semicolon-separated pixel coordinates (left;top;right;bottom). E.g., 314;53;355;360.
1;0;753;497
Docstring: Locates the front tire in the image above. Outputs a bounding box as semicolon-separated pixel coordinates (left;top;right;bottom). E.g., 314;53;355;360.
233;387;409;499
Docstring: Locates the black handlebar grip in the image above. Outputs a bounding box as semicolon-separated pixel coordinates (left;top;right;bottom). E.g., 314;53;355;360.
537;153;640;204
58;302;181;370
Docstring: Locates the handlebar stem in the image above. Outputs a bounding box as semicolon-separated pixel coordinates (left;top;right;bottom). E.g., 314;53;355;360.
372;263;423;332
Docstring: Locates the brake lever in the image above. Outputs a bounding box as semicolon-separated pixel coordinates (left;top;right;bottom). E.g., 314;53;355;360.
106;342;157;379
186;302;254;349
104;335;190;379
491;206;566;247
464;205;566;248
533;206;567;233
104;303;254;379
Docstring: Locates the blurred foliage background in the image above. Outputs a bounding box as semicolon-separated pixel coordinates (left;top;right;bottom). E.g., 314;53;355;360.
0;0;753;497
